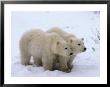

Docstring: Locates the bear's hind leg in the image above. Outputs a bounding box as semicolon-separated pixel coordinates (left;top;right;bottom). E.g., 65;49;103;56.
20;51;31;65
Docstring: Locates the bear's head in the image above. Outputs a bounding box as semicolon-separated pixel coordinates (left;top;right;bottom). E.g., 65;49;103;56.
52;40;73;57
66;37;86;55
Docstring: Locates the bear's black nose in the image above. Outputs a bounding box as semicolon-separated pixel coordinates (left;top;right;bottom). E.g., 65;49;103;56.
84;48;86;51
70;53;73;55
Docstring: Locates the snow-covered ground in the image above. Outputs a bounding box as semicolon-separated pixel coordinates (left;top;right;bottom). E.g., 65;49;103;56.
11;11;100;77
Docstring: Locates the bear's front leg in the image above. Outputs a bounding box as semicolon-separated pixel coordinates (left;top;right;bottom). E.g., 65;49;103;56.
67;60;73;70
42;54;54;71
33;56;42;67
59;57;71;73
67;55;76;70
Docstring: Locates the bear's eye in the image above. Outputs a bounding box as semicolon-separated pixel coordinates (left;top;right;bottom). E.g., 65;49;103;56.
65;48;68;49
78;44;80;46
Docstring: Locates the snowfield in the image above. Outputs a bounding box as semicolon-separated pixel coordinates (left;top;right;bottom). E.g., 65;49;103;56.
11;11;100;77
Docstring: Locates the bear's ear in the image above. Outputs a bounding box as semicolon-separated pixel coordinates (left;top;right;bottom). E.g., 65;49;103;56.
81;38;84;41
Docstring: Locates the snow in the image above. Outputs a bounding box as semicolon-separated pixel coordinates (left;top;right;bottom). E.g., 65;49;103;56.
11;11;100;77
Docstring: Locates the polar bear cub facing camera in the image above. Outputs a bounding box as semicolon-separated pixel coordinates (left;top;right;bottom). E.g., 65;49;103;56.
19;29;73;72
47;27;86;69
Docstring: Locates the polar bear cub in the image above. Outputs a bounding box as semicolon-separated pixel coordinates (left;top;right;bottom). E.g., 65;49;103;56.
19;29;73;71
47;27;86;69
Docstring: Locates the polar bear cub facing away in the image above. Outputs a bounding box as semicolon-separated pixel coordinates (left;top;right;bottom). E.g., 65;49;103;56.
47;27;86;69
20;29;72;71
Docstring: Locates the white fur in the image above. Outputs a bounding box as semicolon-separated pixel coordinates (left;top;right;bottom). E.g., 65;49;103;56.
19;29;72;71
47;27;86;69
